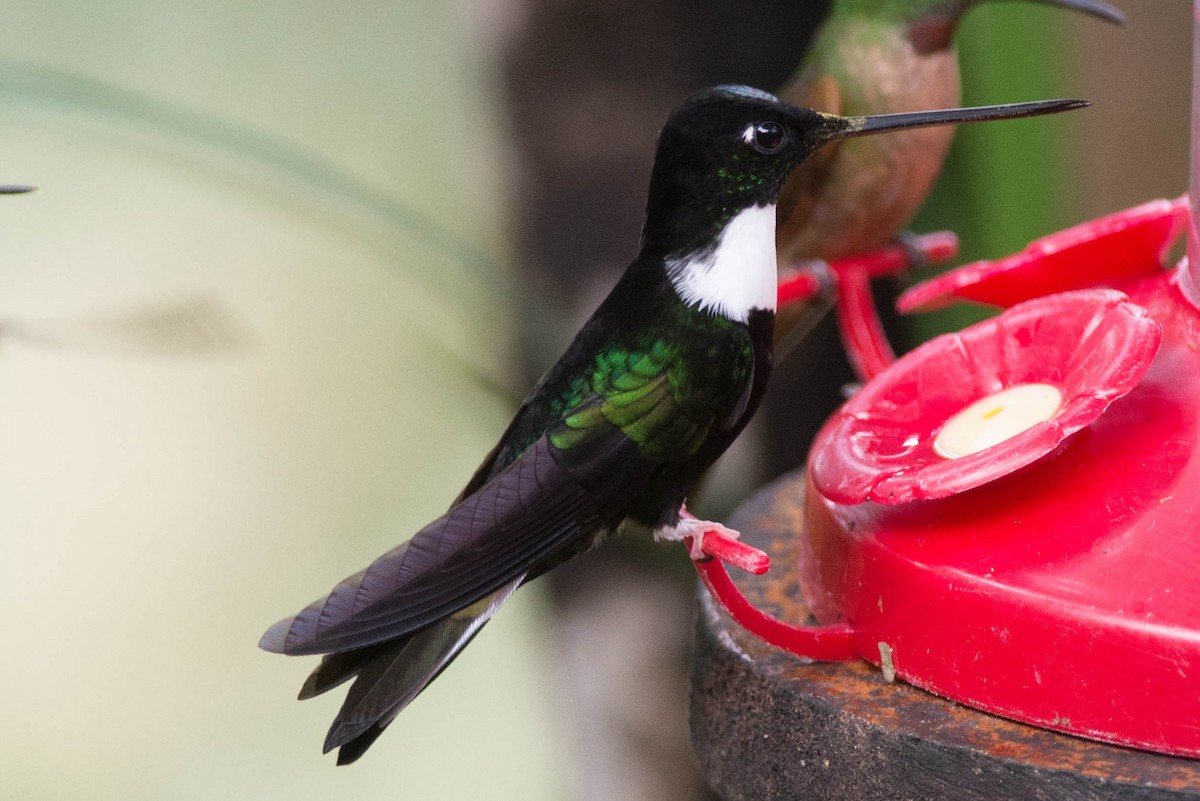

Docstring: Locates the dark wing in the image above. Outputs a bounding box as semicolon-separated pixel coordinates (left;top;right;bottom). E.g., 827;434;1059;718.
260;331;748;763
260;437;602;656
260;342;721;658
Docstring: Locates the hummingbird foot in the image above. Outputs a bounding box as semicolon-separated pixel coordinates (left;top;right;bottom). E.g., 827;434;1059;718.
655;507;742;561
894;230;929;270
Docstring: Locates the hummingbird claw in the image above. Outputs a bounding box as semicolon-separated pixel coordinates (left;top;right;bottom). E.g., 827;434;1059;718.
656;508;742;560
894;230;928;270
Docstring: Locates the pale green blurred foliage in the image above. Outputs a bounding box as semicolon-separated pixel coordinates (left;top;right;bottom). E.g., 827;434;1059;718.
0;3;563;799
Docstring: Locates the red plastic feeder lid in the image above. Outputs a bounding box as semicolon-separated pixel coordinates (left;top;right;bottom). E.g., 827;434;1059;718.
898;196;1188;313
810;289;1162;505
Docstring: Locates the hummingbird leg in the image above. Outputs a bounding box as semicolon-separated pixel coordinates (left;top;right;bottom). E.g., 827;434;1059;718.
894;230;929;270
654;505;742;561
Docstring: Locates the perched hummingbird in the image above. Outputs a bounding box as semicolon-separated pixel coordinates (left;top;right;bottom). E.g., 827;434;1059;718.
775;0;1123;268
260;86;1085;764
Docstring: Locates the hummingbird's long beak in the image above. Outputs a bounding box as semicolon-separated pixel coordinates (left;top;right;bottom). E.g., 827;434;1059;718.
0;185;35;194
824;98;1088;143
1026;0;1125;26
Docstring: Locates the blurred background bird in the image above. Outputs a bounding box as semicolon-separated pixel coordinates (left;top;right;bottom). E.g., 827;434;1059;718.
762;0;1125;484
774;0;1125;273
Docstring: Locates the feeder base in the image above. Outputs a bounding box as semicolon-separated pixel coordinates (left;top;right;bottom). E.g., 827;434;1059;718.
691;471;1200;800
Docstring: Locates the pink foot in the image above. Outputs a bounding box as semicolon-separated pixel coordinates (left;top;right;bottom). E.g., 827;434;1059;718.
656;509;742;561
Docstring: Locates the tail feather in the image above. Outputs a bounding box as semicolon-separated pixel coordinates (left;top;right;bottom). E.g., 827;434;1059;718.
298;641;394;700
335;723;389;766
314;578;522;764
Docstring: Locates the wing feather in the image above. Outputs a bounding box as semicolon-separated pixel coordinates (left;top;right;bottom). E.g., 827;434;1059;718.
261;337;744;659
260;438;601;656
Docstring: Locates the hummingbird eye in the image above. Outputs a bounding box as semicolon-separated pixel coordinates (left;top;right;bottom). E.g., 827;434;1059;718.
747;121;786;154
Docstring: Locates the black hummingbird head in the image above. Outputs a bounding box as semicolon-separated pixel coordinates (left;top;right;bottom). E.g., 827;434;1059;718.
640;84;1086;260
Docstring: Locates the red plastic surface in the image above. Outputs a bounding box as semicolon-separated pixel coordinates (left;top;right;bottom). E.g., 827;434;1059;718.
810;289;1162;504
832;231;959;382
776;269;823;307
693;197;1200;757
835;230;959;279
898;196;1188;313
689;532;857;661
799;253;1200;758
775;230;960;312
693;532;772;575
834;264;896;381
775;231;960;384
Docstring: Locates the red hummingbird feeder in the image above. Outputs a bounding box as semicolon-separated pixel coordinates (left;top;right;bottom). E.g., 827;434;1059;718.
688;7;1200;760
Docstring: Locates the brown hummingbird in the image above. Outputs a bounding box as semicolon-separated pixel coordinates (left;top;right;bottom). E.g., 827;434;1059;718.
758;0;1122;480
774;0;1124;271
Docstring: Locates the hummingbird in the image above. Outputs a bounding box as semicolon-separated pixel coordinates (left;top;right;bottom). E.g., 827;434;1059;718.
259;86;1085;764
774;0;1123;270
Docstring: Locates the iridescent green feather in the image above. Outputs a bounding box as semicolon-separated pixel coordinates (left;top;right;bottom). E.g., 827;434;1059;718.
549;333;738;464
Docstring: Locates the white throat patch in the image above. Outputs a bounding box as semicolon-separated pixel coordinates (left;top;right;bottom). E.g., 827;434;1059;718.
666;204;778;323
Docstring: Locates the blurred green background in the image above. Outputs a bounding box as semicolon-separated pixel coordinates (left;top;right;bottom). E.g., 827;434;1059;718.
912;0;1190;339
0;2;1189;801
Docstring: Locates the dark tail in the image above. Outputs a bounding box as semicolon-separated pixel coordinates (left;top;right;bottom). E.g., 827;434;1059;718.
298;580;521;764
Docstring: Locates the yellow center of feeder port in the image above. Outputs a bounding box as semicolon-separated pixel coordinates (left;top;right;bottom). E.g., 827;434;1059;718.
933;383;1063;459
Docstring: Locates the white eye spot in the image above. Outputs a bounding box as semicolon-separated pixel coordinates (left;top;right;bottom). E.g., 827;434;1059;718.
741;124;756;144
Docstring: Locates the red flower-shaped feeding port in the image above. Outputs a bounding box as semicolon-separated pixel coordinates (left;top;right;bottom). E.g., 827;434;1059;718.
897;196;1188;313
810;289;1162;505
